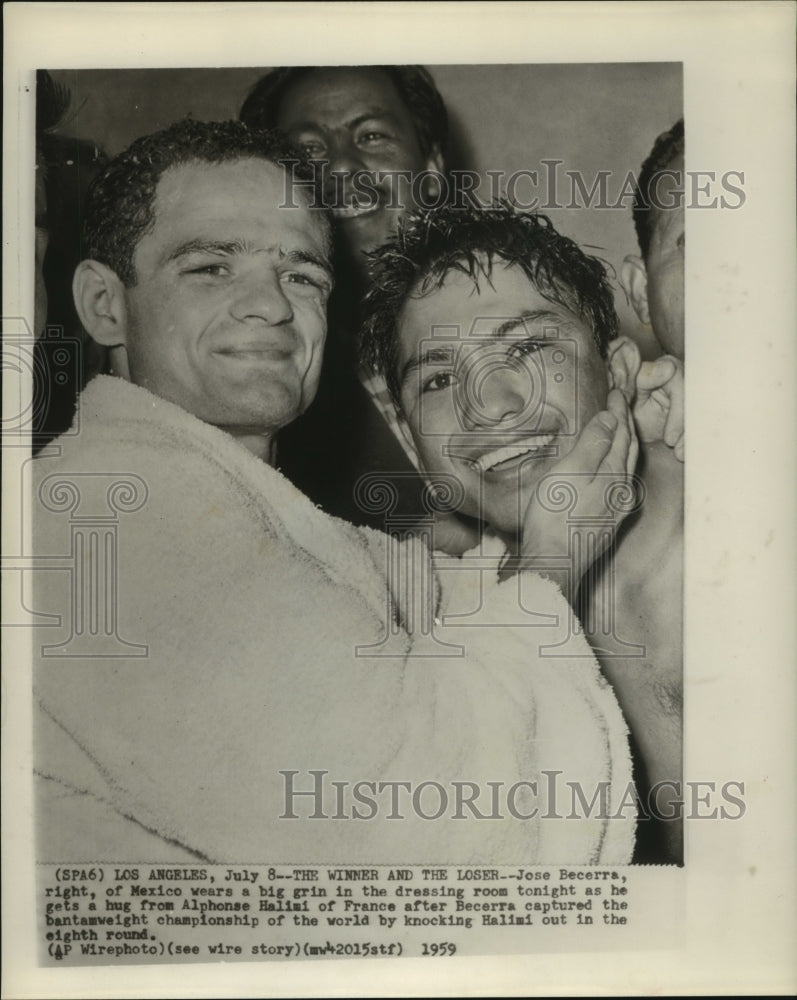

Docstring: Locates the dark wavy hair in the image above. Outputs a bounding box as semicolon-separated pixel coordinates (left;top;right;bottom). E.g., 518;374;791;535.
240;65;448;159
632;118;684;261
83;118;324;287
361;202;619;409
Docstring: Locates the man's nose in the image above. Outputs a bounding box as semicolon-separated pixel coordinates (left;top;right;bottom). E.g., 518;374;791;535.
458;361;533;430
326;132;367;174
322;135;369;203
231;272;293;325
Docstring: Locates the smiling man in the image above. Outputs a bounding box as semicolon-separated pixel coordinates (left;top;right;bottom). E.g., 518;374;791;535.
393;265;612;541
241;65;446;282
32;121;638;866
72;140;333;461
363;204;685;863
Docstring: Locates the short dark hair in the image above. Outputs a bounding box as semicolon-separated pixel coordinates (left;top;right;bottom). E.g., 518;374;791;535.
36;69;70;137
37;71;106;222
240;65;448;159
37;70;107;236
361;202;619;408
83;118;323;286
632;118;685;261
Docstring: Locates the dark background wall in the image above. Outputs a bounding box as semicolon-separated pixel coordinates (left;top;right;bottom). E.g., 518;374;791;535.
49;63;682;356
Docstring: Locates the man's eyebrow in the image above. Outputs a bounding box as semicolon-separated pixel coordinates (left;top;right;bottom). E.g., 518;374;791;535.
491;309;566;340
400;347;455;389
166;239;248;263
345;110;400;131
285;109;397;135
283;119;324;135
165;241;333;280
399;308;573;389
283;248;334;281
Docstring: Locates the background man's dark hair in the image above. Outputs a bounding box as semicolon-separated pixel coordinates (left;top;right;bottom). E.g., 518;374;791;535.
632;118;685;262
35;71;108;449
240;65;449;160
37;72;107;322
36;69;71;142
83;118;322;286
361;202;619;409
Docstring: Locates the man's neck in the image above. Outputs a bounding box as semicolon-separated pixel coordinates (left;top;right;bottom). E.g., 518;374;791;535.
228;430;277;464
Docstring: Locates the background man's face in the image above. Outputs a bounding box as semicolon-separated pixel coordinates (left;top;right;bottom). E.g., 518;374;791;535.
276;67;442;265
645;152;684;358
121;157;332;435
396;261;608;534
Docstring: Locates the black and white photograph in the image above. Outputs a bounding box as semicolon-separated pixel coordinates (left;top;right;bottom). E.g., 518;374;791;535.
3;2;795;997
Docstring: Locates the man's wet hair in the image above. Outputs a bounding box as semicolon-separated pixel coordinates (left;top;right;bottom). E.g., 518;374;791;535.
361;202;619;409
83;119;324;287
240;66;448;160
632;118;684;262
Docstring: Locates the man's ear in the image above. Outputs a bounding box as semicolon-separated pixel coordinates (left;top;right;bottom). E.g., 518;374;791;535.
607;336;642;404
620;254;650;325
72;260;129;349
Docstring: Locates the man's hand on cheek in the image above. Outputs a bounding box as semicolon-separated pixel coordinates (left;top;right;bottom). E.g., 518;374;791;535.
608;335;685;462
512;389;639;604
607;335;642;405
634;354;685;462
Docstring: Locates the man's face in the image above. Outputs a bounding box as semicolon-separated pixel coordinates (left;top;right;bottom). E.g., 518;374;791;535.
121;158;332;435
396;261;608;535
645;152;684;358
275;67;442;263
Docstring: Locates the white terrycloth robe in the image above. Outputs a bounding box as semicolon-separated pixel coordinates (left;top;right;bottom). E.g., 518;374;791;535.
31;376;634;865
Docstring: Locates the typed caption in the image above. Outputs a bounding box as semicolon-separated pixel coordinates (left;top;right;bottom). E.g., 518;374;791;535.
39;863;683;965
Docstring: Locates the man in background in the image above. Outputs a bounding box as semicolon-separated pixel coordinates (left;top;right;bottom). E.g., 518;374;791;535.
622;119;685;361
240;66;452;532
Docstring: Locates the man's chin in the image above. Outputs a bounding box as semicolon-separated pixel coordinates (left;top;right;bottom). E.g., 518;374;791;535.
215;386;308;436
478;478;543;541
456;491;522;539
335;209;398;260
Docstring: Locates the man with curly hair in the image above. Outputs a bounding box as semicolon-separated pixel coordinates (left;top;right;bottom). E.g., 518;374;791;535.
362;203;685;863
